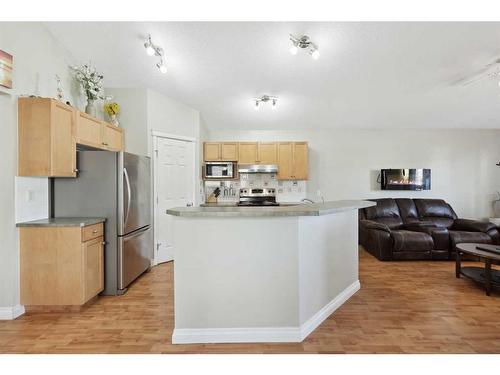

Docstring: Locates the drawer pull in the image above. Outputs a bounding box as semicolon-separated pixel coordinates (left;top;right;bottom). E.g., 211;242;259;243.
102;241;106;245
92;229;99;233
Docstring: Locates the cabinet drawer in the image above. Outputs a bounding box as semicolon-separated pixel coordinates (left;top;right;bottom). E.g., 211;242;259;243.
82;223;104;242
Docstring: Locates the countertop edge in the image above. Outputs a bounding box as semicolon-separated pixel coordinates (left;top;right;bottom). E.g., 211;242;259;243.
167;200;376;218
16;217;107;228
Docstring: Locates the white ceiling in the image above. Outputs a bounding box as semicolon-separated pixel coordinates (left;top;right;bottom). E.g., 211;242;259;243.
45;22;500;130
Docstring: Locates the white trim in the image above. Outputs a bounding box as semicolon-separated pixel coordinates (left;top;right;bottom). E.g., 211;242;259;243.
171;280;360;344
151;130;196;143
299;280;360;340
0;305;25;320
151;131;197;266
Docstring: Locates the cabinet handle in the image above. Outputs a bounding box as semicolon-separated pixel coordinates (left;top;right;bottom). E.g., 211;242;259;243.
102;241;106;245
102;142;109;146
74;168;79;173
93;229;99;233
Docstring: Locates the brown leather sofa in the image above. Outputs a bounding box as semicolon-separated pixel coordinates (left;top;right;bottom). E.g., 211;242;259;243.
359;198;500;261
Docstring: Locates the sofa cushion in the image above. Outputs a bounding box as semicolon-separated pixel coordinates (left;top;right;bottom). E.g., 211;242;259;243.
414;199;457;228
395;198;420;224
449;230;492;250
364;198;403;229
392;230;434;252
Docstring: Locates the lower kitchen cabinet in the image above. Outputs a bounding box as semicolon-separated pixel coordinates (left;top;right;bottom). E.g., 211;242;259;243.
19;221;105;307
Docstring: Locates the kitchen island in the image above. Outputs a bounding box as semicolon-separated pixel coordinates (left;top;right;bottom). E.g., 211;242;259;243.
167;200;375;344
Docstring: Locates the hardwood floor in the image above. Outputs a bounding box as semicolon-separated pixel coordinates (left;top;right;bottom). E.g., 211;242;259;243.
1;248;499;354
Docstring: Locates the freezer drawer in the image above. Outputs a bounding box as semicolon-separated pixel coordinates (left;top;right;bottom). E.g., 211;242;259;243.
118;226;153;289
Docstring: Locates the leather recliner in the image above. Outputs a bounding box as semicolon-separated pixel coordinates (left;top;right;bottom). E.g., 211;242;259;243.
359;198;499;261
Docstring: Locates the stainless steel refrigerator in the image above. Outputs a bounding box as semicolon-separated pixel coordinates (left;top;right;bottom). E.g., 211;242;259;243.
53;151;152;295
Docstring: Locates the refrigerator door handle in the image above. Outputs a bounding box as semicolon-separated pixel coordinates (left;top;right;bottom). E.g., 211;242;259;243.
123;226;149;241
123;167;132;227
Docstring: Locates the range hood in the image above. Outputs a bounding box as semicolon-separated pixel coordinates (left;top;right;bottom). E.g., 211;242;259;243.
238;164;278;173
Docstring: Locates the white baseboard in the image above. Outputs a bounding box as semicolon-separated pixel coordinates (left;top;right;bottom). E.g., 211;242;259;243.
299;280;360;340
0;305;25;320
172;280;360;344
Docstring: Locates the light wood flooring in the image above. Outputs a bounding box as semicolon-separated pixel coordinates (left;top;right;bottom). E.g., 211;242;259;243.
1;248;499;353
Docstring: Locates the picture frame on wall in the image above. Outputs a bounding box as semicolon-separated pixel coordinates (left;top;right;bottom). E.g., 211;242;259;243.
0;49;13;89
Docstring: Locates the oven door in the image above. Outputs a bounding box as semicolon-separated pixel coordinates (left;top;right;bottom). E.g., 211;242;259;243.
204;162;235;179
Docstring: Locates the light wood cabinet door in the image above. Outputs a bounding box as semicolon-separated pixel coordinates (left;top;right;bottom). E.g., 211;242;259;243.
292;142;309;180
83;237;104;303
221;142;239;161
277;142;294;179
51;101;76;176
18;98;76;177
76;112;102;148
258;142;278;164
102;123;124;151
204;142;221;161
238;142;259;164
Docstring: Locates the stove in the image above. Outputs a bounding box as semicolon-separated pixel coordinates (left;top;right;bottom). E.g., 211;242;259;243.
237;188;279;207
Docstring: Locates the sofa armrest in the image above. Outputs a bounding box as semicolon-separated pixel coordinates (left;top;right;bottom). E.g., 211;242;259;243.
452;219;496;233
360;220;391;233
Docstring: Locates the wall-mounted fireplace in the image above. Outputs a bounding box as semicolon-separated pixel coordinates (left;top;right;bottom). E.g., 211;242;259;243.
380;169;431;190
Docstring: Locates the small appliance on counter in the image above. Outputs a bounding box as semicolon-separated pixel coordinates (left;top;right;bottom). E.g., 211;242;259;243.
238;188;279;206
204;180;239;204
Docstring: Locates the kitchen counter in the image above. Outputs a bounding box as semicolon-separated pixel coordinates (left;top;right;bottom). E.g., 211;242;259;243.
169;200;374;217
16;217;106;227
167;199;375;344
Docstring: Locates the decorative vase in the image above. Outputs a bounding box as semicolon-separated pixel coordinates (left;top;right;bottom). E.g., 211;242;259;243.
85;100;96;116
109;114;119;127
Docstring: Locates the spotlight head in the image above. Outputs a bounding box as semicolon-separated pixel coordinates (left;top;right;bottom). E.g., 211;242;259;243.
157;61;167;74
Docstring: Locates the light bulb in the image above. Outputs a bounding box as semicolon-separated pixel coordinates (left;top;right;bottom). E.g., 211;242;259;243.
145;45;155;56
289;45;298;55
311;49;320;60
157;62;167;74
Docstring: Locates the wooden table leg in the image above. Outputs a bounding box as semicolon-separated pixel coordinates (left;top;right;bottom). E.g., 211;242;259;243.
485;259;492;296
455;251;461;278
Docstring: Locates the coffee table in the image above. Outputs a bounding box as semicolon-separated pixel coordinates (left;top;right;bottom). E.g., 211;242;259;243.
455;243;500;296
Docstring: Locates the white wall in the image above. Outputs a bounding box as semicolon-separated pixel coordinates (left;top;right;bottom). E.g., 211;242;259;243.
0;22;79;310
207;129;500;219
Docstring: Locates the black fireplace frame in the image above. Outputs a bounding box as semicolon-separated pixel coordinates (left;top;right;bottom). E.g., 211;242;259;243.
380;169;431;191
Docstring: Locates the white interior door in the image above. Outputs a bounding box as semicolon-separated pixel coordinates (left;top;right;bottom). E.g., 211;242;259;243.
154;136;195;264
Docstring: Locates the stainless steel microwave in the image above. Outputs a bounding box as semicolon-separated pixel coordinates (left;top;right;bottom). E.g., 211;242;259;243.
203;162;236;179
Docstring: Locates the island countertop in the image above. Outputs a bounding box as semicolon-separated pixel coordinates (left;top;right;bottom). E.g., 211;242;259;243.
167;200;375;217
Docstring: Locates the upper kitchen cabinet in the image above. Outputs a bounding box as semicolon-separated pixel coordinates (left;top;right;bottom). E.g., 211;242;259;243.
238;142;259;164
101;123;124;152
204;142;221;161
18;97;77;177
221;142;239;160
76;111;102;149
203;142;239;161
76;112;124;152
258;142;278;164
277;142;309;180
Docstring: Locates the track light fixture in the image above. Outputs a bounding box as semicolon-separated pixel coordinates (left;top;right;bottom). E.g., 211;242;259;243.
254;95;278;110
289;34;320;60
144;34;167;74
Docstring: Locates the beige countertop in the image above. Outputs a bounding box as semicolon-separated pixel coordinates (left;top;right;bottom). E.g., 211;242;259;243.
16;217;106;227
167;200;375;217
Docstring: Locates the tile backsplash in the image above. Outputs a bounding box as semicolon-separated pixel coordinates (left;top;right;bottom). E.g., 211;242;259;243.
204;173;306;203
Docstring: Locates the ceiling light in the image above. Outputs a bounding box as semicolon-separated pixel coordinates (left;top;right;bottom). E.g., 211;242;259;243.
144;34;167;74
157;60;167;74
289;34;319;60
254;95;278;110
144;35;156;56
